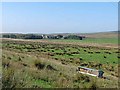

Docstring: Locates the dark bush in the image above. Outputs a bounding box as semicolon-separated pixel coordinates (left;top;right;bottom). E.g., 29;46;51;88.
95;51;101;53
80;63;88;66
34;61;45;70
22;63;28;67
2;60;10;68
104;56;107;58
79;57;83;60
46;65;57;71
18;57;22;61
89;82;98;89
117;56;120;58
84;50;87;52
54;58;58;60
64;35;84;40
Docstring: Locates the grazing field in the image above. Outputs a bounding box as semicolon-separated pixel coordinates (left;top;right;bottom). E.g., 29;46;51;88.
46;37;118;44
2;33;119;88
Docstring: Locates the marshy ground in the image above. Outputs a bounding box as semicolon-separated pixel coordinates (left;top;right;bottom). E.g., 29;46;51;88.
1;32;119;88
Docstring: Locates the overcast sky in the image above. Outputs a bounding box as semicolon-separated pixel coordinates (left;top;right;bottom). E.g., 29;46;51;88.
2;2;118;34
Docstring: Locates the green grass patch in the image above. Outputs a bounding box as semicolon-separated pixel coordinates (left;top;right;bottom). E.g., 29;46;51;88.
33;79;52;88
47;37;118;44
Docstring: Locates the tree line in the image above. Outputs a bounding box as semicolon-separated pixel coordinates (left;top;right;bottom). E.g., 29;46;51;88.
2;34;85;40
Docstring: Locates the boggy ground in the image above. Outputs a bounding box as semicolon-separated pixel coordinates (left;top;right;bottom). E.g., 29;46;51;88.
2;38;119;88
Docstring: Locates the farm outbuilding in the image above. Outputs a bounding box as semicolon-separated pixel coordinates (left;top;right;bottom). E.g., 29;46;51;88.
76;66;104;78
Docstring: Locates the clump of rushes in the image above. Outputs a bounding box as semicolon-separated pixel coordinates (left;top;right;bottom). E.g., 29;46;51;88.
34;60;45;70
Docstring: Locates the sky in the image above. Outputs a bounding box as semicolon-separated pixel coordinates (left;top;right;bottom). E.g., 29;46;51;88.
2;2;118;34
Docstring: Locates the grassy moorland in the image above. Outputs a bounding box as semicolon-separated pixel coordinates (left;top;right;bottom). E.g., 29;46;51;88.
2;32;119;88
50;37;118;44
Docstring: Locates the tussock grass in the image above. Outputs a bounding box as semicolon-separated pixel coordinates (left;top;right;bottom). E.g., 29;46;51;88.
2;39;119;88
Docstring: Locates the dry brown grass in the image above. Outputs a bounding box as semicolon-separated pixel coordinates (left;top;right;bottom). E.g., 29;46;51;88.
2;38;118;49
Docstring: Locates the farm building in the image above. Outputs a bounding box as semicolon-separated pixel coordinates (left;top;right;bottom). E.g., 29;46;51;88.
76;66;104;78
41;34;48;39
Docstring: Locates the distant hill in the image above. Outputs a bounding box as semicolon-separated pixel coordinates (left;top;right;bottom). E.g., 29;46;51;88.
47;31;118;38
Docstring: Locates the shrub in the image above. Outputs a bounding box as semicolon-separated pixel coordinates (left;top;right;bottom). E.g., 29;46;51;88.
104;56;107;58
79;57;83;60
74;73;90;83
34;60;45;70
61;61;67;65
18;57;22;61
2;68;30;88
54;58;58;60
7;57;12;60
89;81;98;89
46;65;57;71
2;60;10;69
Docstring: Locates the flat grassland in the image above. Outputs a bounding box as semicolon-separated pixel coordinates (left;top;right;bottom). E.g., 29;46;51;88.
2;32;119;88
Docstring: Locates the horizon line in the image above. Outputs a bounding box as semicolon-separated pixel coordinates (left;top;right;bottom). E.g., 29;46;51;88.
1;30;118;34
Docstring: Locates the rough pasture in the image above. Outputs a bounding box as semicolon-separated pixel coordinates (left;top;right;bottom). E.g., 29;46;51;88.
2;39;118;65
2;38;119;88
